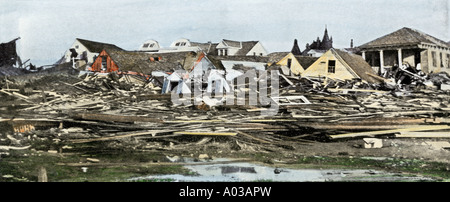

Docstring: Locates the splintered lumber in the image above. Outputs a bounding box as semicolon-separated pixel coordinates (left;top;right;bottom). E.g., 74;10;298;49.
0;89;34;104
70;130;178;143
0;145;31;150
330;125;450;139
235;130;271;144
173;131;237;136
326;88;389;94
72;113;162;123
164;120;224;123
396;131;450;138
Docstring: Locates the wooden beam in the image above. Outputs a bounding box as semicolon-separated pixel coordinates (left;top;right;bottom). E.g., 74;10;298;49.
396;132;450;138
70;130;178;143
330;125;450;139
235;131;271;144
173;131;237;136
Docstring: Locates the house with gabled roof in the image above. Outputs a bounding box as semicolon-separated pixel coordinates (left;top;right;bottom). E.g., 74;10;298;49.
63;38;124;67
89;49;211;76
268;52;318;75
216;39;268;56
301;48;379;83
359;27;450;75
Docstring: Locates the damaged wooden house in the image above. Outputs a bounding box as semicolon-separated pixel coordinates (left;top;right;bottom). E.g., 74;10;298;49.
358;27;450;76
301;48;380;84
267;52;318;76
87;48;220;94
61;38;125;70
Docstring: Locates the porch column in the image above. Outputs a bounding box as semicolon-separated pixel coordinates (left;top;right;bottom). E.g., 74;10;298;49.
361;51;366;60
379;50;384;74
397;48;402;67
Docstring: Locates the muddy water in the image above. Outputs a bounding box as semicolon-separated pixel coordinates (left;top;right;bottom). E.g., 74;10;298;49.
129;157;436;182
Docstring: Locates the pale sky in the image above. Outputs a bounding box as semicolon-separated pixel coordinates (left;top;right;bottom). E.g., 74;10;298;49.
1;0;449;66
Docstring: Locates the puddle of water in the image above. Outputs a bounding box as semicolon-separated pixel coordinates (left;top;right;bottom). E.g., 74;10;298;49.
128;157;437;182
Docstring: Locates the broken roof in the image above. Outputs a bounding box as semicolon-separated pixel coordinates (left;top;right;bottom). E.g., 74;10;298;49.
220;39;260;56
267;52;290;64
190;41;219;55
76;38;124;53
332;49;379;83
208;55;270;70
294;56;319;70
106;50;204;75
359;27;450;49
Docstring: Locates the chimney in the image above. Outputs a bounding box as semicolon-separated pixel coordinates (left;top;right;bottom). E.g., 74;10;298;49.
350;39;354;48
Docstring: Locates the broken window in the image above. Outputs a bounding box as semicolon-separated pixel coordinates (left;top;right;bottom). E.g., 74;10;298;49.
432;51;437;67
328;60;336;73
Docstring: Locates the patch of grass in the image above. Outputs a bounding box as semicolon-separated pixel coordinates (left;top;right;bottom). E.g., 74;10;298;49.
0;150;198;182
131;178;176;182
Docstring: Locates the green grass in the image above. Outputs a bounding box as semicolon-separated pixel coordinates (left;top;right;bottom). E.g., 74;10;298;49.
0;149;195;182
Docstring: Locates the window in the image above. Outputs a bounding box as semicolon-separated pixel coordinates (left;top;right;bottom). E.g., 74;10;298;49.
224;49;228;56
143;43;149;48
287;58;292;68
432;51;437;67
260;53;263;56
149;44;154;48
101;56;107;71
447;54;450;69
175;42;180;46
75;45;79;49
328;60;336;73
440;52;443;67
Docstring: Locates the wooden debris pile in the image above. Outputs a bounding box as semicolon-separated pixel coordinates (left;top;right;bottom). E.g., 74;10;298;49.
1;71;450;156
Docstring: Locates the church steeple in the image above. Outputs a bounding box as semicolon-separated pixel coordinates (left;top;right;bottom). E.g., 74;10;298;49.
291;39;302;55
320;25;333;50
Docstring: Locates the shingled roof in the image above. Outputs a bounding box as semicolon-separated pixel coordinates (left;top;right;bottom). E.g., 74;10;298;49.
359;27;449;49
106;50;203;75
295;56;319;70
77;38;124;53
333;49;379;83
221;39;260;56
190;41;219;55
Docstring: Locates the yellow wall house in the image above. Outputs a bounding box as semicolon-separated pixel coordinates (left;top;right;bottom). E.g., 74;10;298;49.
273;53;318;75
302;48;380;83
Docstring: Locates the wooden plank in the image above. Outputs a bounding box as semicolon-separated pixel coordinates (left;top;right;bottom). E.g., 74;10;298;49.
72;113;162;123
70;130;178;143
173;131;237;136
330;125;450;139
235;131;271;144
327;88;389;94
395;132;450;138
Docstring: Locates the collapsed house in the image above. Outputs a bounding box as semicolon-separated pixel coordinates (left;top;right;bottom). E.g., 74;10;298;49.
0;37;21;68
301;48;380;84
359;27;450;76
61;38;125;69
